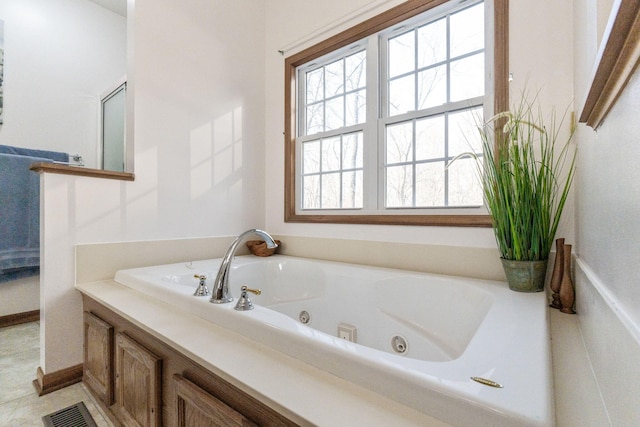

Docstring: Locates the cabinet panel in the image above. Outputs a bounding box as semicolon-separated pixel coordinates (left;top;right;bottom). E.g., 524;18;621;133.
115;332;162;427
83;311;114;405
174;374;258;427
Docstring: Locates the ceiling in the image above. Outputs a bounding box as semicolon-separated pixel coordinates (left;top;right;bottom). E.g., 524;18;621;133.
86;0;127;17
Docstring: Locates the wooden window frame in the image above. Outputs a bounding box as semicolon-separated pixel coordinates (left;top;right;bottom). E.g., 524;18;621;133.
284;0;509;227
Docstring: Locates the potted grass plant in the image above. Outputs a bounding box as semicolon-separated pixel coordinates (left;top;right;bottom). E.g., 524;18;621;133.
460;95;577;292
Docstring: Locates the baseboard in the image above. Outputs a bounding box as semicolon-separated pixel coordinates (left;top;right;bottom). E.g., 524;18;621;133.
33;364;83;396
0;310;39;328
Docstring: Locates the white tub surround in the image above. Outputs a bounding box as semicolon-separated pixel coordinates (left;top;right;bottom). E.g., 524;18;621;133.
112;255;554;427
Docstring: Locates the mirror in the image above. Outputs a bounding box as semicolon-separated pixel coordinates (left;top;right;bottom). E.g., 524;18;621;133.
0;0;129;171
101;79;126;172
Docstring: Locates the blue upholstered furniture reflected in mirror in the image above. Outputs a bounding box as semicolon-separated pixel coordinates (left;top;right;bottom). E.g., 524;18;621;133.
0;145;69;282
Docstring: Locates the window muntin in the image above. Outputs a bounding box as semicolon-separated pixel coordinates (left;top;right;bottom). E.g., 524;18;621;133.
284;0;508;226
301;131;364;209
302;49;367;135
298;45;368;210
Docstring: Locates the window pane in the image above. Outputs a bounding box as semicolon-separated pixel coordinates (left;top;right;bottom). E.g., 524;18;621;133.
303;175;320;209
418;18;447;68
389;31;415;78
448;157;483;206
449;108;482;157
325;96;344;131
416;162;445;206
321;173;341;208
342;170;363;208
450;53;484;102
389;74;415;116
321;137;341;172
417;64;447;110
345;50;366;91
293;0;493;218
325;59;344;96
450;2;484;58
306;103;324;135
306;68;324;104
303;140;320;174
343;132;363;169
345;90;366;126
386;122;413;164
386;165;413;207
416;115;445;160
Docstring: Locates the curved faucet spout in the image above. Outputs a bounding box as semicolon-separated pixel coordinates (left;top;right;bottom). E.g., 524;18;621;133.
210;229;277;304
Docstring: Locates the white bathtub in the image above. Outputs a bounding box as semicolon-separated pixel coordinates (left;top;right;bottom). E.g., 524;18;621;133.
114;255;554;427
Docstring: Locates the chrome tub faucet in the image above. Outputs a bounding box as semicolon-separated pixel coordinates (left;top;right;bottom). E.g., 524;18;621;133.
210;229;278;304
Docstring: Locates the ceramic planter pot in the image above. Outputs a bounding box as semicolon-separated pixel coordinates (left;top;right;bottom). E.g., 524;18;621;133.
500;258;548;292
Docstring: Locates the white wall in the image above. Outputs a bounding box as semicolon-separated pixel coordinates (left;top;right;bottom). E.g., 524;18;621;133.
576;71;640;334
573;0;640;336
263;0;575;249
0;0;126;168
572;1;640;424
39;0;267;373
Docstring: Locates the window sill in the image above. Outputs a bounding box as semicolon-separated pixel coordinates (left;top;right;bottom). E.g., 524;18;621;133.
284;211;493;227
30;162;135;181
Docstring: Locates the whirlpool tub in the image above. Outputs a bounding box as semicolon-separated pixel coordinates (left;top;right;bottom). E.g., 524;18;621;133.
114;255;554;427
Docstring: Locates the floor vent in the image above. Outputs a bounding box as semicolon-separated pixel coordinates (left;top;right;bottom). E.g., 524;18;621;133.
42;402;97;427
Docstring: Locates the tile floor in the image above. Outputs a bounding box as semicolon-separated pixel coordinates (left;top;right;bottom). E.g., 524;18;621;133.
0;321;113;426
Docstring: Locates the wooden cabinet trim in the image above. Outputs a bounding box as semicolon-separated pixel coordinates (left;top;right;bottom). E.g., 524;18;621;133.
83;311;114;406
114;332;162;427
174;374;258;427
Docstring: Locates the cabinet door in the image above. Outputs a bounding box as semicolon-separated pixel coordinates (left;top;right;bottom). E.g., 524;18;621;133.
115;333;162;427
84;312;114;405
174;374;258;427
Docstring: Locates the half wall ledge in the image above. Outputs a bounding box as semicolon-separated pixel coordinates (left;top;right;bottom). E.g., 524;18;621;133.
30;163;135;181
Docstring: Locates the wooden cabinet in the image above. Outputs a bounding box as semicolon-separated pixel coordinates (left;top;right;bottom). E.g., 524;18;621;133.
83;312;114;405
174;374;257;427
82;297;298;427
114;333;162;427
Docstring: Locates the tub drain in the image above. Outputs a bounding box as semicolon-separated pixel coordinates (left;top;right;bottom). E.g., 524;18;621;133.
299;310;311;324
391;335;408;354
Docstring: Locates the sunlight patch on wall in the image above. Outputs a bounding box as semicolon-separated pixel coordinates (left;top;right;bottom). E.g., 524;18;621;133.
213;112;233;185
126;146;159;231
233;106;243;172
190;122;213;199
213;107;243;185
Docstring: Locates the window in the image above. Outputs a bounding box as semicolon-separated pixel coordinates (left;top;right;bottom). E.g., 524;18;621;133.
285;0;508;226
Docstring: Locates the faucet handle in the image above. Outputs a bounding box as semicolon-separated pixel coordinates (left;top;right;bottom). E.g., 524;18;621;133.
241;286;261;295
193;274;210;297
234;286;261;311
